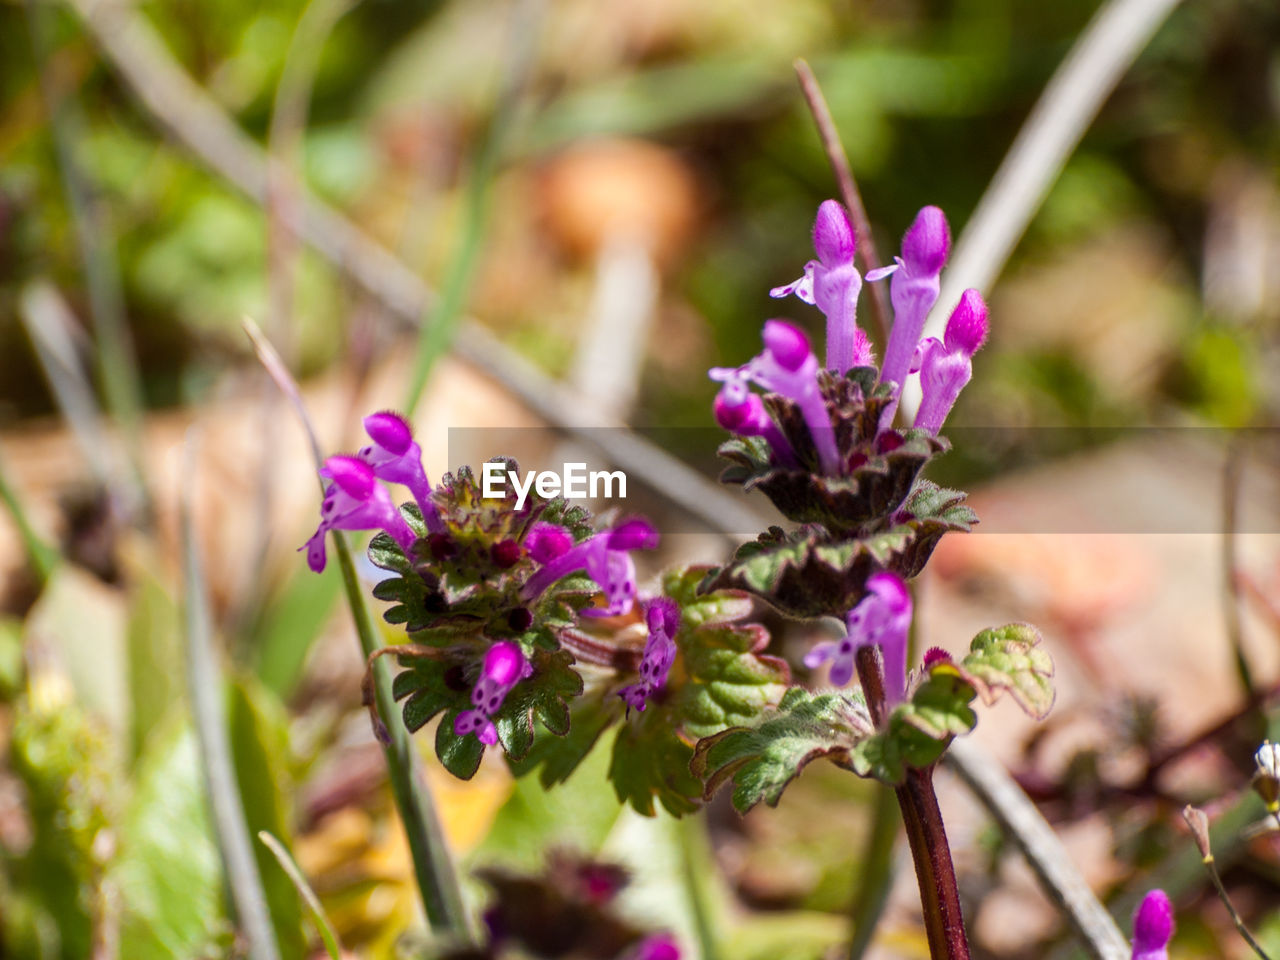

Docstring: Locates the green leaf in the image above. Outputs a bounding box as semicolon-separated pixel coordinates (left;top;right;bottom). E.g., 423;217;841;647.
606;568;790;816
112;722;223;960
692;687;873;813
956;623;1055;719
507;694;619;788
257;832;344;960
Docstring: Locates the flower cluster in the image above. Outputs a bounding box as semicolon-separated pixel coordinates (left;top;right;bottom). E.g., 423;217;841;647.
303;414;666;753
715;199;987;471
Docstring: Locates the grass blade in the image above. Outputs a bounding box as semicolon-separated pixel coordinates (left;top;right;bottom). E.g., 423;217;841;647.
401;0;545;413
258;831;344;960
180;432;282;960
0;443;59;585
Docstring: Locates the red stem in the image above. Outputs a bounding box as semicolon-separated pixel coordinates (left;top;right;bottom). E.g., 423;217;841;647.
856;645;970;960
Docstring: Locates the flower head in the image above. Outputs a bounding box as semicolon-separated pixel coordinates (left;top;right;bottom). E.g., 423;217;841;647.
868;206;951;401
1131;889;1173;960
618;597;681;713
520;517;659;618
804;571;913;706
770;200;869;374
358;411;443;533
454;641;532;746
302;454;417;573
911;289;988;435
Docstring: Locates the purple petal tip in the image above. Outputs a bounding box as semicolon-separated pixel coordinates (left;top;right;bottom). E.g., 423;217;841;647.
902;205;950;276
1132;890;1174;954
944;289;989;356
813;199;856;268
483;641;526;688
525;522;574;563
363;410;414;456
646;596;681;639
322;455;375;500
866;571;911;615
761;319;813;373
607;517;659;552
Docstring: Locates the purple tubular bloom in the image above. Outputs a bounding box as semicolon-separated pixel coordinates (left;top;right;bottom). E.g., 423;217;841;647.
873;206;951;400
454;641;532;746
711;371;799;467
911;289;988;435
770;200;869;374
745;321;840;475
1131;890;1173;960
358;411;444;534
618;597;681;713
804;571;913;707
301;455;417;573
520;518;659;617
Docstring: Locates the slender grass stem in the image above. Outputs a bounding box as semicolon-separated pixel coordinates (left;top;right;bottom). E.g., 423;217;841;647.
180;433;281;960
0;445;59;585
402;0;544;413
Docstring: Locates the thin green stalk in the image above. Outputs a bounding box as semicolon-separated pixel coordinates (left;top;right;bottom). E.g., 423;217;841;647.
678;814;720;960
1199;849;1272;960
180;434;281;960
258;831;344;960
402;0;544;413
0;445;59;584
243;320;471;940
847;784;898;960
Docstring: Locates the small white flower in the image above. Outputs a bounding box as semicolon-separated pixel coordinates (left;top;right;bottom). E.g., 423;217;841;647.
1255;741;1280;780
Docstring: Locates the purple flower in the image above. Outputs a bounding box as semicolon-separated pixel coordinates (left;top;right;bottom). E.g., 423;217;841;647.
770;200;872;373
624;933;681;960
524;521;574;563
711;320;839;475
711;370;798;467
1131;889;1173;960
358;411;444;533
869;206;951;402
521;517;659;618
301;455;417;573
618;597;681;713
804;571;912;707
910;289;988;434
454;641;532;746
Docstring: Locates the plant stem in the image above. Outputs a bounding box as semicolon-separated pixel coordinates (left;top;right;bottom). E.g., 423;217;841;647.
895;767;971;960
855;645;969;960
1200;851;1273;960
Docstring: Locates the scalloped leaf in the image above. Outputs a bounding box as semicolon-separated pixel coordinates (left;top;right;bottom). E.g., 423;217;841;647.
698;481;976;618
691;687;873;812
955;623;1055;719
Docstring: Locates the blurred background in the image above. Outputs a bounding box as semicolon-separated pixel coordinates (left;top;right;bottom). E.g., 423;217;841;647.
1;0;1279;957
